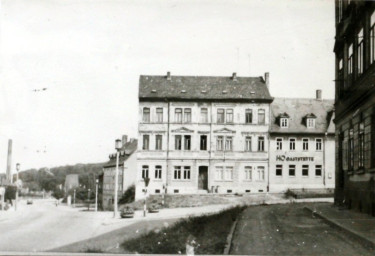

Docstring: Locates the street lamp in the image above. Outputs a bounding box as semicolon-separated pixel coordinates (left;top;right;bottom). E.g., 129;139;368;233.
15;163;20;211
95;178;99;212
113;139;122;218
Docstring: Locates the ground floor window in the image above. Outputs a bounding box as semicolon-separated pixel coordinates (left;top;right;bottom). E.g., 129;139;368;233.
257;166;265;181
174;166;181;179
183;166;191;180
302;165;309;176
289;165;295;176
315;165;322;176
276;165;282;176
215;166;233;181
142;165;149;179
244;166;252;180
155;165;162;179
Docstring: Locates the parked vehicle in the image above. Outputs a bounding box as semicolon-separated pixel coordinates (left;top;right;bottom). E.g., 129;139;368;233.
27;199;33;205
121;206;135;218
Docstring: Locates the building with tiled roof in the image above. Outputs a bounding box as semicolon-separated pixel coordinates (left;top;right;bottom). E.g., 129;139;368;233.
268;90;335;192
102;135;137;210
136;72;273;199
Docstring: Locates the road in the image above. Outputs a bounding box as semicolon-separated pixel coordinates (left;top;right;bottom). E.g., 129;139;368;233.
0;199;135;252
230;203;375;255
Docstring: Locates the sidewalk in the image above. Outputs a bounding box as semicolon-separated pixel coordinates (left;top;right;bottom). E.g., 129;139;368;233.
305;203;375;249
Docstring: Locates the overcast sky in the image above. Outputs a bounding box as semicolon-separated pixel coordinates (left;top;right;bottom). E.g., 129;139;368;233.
0;0;335;171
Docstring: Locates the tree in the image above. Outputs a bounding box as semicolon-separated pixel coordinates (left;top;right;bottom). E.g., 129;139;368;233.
52;188;65;200
119;184;135;204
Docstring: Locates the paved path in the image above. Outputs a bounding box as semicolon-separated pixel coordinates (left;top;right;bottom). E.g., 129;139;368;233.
230;203;375;255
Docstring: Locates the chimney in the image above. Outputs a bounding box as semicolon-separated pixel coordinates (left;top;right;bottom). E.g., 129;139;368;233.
316;89;322;100
264;72;269;89
122;135;128;147
6;139;12;183
167;71;171;81
232;72;237;81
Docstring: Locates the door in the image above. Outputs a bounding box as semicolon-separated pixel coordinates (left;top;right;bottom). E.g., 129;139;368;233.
198;166;208;190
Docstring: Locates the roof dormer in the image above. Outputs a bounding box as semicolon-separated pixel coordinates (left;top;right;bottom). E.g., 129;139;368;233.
305;113;317;128
279;112;290;128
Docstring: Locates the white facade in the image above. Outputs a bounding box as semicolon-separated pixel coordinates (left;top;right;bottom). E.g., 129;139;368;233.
136;101;271;200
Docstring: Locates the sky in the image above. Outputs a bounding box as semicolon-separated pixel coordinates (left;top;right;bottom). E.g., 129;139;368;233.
0;0;335;171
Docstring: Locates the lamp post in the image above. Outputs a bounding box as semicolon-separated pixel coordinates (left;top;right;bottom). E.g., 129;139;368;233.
15;163;20;211
113;139;122;218
95;178;99;212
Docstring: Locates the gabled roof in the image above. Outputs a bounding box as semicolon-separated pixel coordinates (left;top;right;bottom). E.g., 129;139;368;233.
279;112;290;118
270;98;335;134
103;139;138;168
139;74;273;102
305;113;317;118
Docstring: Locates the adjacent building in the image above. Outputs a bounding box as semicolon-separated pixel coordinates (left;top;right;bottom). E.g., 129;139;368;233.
269;91;335;192
102;135;137;210
136;72;273;200
334;1;375;215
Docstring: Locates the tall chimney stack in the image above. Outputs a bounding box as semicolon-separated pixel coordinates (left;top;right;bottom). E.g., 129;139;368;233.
122;135;128;147
316;89;322;100
166;71;171;81
264;72;269;89
6;139;12;183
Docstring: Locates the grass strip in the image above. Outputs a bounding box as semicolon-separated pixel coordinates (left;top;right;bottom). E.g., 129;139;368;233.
121;205;245;254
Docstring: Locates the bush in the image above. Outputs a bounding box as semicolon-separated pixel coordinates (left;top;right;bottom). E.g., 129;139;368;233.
52;188;65;199
119;184;135;204
5;186;17;202
284;189;296;199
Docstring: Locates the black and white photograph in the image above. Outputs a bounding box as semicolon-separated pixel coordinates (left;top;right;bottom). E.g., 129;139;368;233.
0;0;374;255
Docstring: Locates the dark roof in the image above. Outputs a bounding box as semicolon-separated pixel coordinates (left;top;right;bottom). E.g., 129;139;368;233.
103;139;137;168
270;98;335;134
139;74;273;102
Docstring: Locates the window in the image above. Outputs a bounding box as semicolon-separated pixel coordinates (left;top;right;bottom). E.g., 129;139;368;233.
142;165;149;179
184;135;191;150
338;58;344;96
200;135;207;150
175;135;182;150
244;166;252;180
226;109;233;123
276;138;283;150
357;28;364;75
155;165;162;179
258;109;265;124
225;167;233;180
245;109;253;123
184;108;191;123
289;138;296;151
200;108;208;123
183;166;191;180
174;166;181;179
307;118;315;128
303;138;309;151
143;135;149;150
289;165;296;176
175;108;182;123
349;129;354;170
302;165;309;176
245;136;252;151
217;109;225;123
280;118;288;128
276;165;282;176
316;138;322;151
143;107;150;122
156;108;163;123
215;166;224;180
315;165;322;176
348;43;353;85
155;135;162;150
359;122;364;168
258;136;265;151
371;11;375;64
257;166;265;181
225;137;233;151
217;136;223;151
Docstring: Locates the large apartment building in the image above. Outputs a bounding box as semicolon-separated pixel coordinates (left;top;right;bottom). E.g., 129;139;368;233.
136;72;273;199
334;0;375;215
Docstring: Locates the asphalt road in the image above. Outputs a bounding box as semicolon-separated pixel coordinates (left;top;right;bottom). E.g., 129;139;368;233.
230;203;375;255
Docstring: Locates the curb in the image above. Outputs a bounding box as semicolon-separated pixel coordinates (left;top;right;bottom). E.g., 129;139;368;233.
304;207;375;250
223;209;244;255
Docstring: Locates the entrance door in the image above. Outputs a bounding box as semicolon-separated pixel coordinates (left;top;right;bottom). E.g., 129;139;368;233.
198;166;208;190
